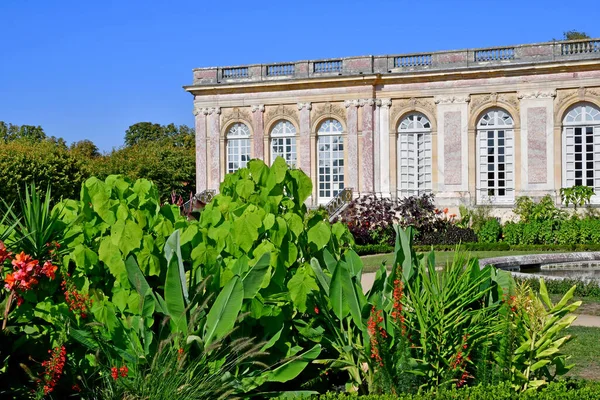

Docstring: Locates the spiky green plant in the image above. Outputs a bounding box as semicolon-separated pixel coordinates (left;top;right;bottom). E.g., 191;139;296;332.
1;183;64;259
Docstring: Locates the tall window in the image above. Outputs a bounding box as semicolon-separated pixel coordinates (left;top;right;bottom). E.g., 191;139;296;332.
477;109;514;204
270;120;297;167
397;113;432;197
226;123;251;173
317;119;344;202
563;103;600;202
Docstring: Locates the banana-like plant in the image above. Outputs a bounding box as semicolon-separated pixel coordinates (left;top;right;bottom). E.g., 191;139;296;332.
508;279;581;392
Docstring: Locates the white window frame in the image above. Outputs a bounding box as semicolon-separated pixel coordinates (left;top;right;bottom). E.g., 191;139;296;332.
562;103;600;204
476;109;515;205
397;113;432;198
317;119;345;204
270;120;297;167
226;123;251;174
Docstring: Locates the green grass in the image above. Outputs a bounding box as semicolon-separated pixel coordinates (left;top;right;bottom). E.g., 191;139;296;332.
360;251;560;273
564;326;600;380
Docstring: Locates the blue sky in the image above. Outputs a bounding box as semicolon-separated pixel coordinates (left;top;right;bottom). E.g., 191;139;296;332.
0;0;598;152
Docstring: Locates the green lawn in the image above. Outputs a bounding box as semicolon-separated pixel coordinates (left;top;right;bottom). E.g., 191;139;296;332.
564;326;600;380
360;251;559;273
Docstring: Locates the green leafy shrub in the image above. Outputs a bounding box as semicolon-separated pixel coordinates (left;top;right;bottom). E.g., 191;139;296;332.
513;195;566;223
515;277;600;299
88;142;196;203
0;139;88;208
560;185;595;210
555;220;580;245
501;222;522;245
478;219;501;243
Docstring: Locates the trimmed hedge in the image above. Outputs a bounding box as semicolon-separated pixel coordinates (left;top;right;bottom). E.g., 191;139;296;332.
515;277;600;298
355;242;600;256
317;381;600;399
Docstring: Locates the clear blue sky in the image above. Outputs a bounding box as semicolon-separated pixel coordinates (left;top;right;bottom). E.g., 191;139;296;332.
0;0;598;152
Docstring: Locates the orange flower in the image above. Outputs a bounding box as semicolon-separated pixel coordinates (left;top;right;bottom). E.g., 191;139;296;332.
4;273;15;290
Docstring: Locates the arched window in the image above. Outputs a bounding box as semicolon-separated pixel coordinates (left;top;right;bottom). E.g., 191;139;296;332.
270;120;297;167
226;123;251;173
477;109;514;204
317;119;344;202
563;103;600;201
397;113;432;197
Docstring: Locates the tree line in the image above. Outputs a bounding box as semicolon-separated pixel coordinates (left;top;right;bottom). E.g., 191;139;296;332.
0;121;196;207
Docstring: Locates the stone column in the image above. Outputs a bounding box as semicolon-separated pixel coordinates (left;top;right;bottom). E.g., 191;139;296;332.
344;100;360;192
360;99;375;194
207;107;221;192
251;104;265;160
193;105;208;192
297;102;312;176
374;100;381;194
435;96;470;206
518;90;556;198
379;99;392;197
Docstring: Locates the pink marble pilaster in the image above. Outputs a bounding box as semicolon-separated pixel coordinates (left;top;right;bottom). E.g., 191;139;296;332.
373;100;381;194
194;106;208;192
443;111;462;185
344;101;359;191
208;107;221;191
527;107;548;184
297;102;312;176
251;104;265;160
361;99;375;193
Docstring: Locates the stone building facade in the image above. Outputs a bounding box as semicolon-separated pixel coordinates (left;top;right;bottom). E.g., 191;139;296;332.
184;39;600;211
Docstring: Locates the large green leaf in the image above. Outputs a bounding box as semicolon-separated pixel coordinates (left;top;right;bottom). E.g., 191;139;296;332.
330;262;362;327
165;230;188;302
343;249;363;278
233;211;262;252
309;258;330;294
268;344;322;382
242;253;271;299
164;231;187;334
287;265;318;313
98;238;128;288
111;219;143;257
307;221;331;250
204;275;244;346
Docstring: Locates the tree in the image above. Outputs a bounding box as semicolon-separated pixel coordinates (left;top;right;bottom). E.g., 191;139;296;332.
124;122;195;148
563;30;590;40
70;139;100;158
0;122;46;142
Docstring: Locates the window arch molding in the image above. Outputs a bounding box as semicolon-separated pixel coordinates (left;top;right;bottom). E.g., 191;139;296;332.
391;107;437;134
221;118;254;140
475;107;516;204
554;94;600;128
265;117;300;138
311;114;347;137
469;97;520;132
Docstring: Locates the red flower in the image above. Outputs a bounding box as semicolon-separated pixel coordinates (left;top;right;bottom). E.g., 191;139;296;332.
314;306;320;315
368;307;387;367
39;346;66;395
0;241;12;264
111;367;119;381
62;279;91;318
41;261;57;280
4;273;15;290
119;365;128;377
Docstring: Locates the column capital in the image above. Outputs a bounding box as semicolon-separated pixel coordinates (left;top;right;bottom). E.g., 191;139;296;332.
251;104;265;113
359;98;376;107
297;102;312;111
517;90;557;99
434;95;470;104
376;98;392;109
344;99;360;108
208;107;221;115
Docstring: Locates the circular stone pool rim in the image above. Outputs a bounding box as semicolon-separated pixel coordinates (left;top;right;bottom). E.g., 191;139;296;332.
479;252;600;280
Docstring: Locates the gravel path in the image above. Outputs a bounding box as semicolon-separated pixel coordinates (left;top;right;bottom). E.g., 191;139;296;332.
360;272;600;328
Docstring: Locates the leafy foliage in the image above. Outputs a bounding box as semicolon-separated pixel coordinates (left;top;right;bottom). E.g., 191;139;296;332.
124;122;195;148
560;186;595;210
514;195;566;223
